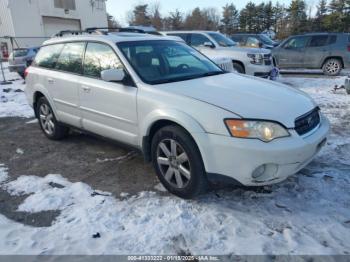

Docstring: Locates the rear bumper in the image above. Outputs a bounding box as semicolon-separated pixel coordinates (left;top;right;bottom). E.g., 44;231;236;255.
194;114;330;186
8;64;26;73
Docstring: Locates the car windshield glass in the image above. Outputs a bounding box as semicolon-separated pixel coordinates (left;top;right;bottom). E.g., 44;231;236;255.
208;33;236;47
117;40;225;85
259;34;275;45
13;49;28;57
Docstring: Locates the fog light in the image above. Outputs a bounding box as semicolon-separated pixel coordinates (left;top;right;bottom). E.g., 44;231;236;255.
252;164;266;179
252;164;279;182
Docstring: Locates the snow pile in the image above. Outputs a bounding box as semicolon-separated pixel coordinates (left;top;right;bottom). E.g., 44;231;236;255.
0;64;34;118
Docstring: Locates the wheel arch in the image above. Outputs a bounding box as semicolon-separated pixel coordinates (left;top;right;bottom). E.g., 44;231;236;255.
321;56;344;69
140;110;206;162
32;89;58;120
232;60;245;73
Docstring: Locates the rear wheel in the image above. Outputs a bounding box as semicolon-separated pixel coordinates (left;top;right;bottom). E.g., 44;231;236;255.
322;58;342;76
232;62;245;74
36;97;69;140
151;125;208;199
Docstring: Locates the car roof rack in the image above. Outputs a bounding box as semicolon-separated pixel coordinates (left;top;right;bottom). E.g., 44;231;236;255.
54;27;158;38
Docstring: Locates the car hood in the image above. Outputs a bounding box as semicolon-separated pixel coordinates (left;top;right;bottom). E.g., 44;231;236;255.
157;73;316;128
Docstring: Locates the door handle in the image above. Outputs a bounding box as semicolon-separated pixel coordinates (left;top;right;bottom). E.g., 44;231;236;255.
47;78;54;84
82;86;91;93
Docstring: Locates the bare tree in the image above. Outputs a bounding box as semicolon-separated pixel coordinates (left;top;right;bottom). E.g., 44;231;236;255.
150;2;163;29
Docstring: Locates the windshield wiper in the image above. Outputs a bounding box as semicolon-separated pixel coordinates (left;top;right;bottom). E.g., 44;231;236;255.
199;71;226;77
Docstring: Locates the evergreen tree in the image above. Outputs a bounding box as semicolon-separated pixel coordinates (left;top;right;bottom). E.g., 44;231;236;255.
221;3;239;35
287;0;308;34
129;5;151;26
314;0;328;31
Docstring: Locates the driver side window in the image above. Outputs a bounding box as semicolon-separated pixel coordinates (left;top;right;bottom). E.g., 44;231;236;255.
190;34;212;47
283;37;308;49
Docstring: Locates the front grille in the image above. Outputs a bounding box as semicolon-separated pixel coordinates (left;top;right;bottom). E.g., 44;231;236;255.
264;54;272;66
295;108;320;136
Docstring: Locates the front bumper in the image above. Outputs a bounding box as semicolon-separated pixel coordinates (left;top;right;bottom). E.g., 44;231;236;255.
194;115;330;186
245;63;274;78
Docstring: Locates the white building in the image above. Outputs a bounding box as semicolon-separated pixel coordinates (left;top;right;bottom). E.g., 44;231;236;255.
0;0;108;58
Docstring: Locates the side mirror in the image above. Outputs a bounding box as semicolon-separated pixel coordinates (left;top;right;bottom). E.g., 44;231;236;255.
101;68;125;82
203;42;215;48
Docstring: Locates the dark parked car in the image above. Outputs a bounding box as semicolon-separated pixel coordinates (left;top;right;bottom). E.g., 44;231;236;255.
231;33;279;49
8;47;39;78
272;33;350;76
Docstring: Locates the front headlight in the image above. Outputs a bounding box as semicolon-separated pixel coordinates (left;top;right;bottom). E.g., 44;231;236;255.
224;119;290;142
247;53;264;65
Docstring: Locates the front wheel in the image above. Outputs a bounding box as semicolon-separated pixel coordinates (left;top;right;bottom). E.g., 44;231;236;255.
232;62;245;74
36;97;69;140
322;58;342;76
151;125;208;199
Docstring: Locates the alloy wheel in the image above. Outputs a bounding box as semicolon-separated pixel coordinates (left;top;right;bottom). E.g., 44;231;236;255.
325;61;340;75
39;103;55;135
156;139;191;189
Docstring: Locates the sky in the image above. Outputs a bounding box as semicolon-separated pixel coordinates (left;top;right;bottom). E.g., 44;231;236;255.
106;0;294;26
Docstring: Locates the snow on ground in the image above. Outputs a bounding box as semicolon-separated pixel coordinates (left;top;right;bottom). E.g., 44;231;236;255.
0;72;350;255
0;63;34;118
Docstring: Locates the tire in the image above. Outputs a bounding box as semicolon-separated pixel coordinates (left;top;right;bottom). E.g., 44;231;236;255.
151;125;208;199
322;58;342;76
232;62;245;74
36;97;69;140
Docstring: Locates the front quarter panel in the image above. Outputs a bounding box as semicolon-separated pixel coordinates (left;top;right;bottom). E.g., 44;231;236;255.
137;83;240;148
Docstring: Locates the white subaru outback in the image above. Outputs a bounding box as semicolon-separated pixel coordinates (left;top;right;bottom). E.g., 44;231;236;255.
24;31;329;198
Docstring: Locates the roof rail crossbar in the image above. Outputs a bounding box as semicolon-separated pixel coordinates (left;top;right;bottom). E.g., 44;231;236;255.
85;27;145;34
54;27;149;38
54;30;85;37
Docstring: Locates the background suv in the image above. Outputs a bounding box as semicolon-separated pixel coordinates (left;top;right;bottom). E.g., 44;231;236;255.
163;31;274;77
8;47;39;78
273;33;350;76
231;33;279;49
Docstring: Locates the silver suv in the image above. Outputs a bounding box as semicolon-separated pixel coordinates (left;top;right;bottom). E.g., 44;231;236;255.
273;33;350;76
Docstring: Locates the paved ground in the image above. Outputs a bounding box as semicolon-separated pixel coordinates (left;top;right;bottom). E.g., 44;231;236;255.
0;117;158;196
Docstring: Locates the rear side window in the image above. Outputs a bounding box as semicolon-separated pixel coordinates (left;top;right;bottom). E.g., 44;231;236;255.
83;42;123;78
308;35;329;47
13;49;28;57
55;42;85;74
34;44;64;69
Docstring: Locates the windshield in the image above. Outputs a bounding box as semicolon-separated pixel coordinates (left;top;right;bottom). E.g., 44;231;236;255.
13;49;28;57
208;33;237;47
259;34;275;45
117;40;224;85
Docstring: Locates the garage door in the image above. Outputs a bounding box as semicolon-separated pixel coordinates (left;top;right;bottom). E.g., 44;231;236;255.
42;16;81;37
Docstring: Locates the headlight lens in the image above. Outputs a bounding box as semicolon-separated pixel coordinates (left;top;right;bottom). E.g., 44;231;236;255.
224;119;290;142
247;53;264;65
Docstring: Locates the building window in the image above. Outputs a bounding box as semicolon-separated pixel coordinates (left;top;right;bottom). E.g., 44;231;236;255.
54;0;76;10
95;0;105;10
